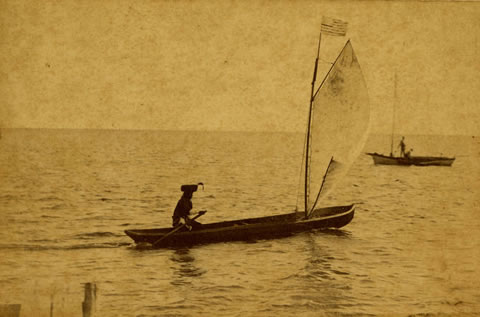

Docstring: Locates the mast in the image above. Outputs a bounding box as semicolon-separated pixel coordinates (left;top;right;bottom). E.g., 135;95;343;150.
390;72;397;156
304;32;322;218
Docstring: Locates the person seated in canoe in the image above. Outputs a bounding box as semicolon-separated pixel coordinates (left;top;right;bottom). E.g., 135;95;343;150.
398;136;406;157
172;183;204;231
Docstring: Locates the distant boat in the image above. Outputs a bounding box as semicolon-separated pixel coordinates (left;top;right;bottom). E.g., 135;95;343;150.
366;152;455;166
125;30;370;248
366;73;455;167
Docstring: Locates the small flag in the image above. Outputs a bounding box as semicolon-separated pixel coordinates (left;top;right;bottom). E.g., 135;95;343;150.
321;17;348;36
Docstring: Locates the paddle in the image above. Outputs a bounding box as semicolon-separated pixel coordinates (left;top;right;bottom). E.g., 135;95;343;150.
152;210;207;247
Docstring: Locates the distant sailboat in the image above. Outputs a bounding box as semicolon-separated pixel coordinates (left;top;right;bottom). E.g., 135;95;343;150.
125;23;370;248
366;73;455;167
367;151;455;166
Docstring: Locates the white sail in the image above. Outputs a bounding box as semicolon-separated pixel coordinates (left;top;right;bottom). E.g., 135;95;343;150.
299;40;370;214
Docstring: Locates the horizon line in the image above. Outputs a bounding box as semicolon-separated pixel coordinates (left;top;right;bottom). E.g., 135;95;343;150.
0;127;477;137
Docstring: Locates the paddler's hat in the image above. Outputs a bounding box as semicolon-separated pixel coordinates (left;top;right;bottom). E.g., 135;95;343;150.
181;182;204;193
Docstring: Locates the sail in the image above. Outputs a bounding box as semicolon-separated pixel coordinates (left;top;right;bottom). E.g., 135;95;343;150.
298;40;370;214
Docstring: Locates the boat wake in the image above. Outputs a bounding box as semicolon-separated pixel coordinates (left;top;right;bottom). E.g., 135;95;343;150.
74;231;121;239
0;241;131;251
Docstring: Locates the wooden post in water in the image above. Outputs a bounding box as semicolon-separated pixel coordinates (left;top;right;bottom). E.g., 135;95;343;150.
82;283;96;317
50;295;54;317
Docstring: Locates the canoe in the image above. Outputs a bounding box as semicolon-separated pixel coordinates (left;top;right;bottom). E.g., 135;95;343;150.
124;204;354;248
366;152;455;166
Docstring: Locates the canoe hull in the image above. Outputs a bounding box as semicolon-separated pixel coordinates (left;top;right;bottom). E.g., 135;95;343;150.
366;152;455;166
124;204;354;248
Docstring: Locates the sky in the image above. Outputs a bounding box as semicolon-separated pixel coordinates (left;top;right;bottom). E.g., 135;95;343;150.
1;0;479;135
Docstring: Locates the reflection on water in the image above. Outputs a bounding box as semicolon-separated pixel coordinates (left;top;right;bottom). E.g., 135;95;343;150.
170;248;206;285
289;232;357;312
304;233;337;281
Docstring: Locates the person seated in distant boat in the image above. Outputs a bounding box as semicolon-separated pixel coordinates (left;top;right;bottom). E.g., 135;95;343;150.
398;136;406;157
405;148;413;159
172;183;204;231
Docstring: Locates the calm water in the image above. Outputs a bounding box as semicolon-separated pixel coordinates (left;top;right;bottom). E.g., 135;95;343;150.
0;129;479;316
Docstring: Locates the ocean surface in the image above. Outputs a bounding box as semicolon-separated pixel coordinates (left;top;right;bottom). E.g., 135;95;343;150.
0;129;479;316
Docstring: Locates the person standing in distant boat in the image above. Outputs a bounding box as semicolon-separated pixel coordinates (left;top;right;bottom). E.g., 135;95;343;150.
172;183;203;230
398;136;406;157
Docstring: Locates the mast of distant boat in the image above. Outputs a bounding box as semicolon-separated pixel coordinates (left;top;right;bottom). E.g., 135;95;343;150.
390;72;397;157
